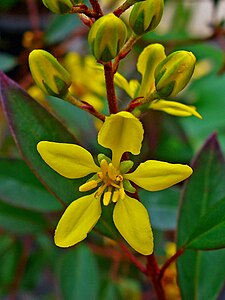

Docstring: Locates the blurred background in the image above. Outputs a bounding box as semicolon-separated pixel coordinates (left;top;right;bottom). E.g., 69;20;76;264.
0;0;225;299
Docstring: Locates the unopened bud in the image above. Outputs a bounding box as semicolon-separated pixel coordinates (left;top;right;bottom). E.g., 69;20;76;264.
42;0;74;14
29;50;72;97
88;13;127;62
129;0;164;36
154;51;196;98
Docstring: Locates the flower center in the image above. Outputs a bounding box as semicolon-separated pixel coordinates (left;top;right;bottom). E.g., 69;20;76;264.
79;159;125;206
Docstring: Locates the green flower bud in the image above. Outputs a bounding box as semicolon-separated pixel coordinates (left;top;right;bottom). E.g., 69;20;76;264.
88;13;127;62
29;50;72;97
129;0;164;36
42;0;74;14
154;50;196;98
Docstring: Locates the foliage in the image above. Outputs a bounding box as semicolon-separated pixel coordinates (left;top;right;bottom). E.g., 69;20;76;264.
0;0;225;299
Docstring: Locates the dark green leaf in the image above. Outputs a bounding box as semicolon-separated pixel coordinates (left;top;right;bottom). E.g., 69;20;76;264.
140;188;179;230
177;133;225;300
0;200;47;234
185;197;225;250
0;158;61;212
44;14;80;45
57;245;100;300
0;71;84;206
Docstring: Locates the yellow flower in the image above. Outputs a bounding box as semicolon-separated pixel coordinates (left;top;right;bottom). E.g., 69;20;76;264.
114;44;201;119
37;112;192;255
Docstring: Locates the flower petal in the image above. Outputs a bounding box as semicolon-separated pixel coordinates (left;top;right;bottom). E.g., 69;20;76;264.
98;112;144;168
113;194;153;255
125;160;193;191
37;141;100;178
150;99;202;119
137;44;166;96
54;194;101;247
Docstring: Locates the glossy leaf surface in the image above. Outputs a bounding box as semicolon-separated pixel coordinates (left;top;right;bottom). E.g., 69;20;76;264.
177;134;225;300
0;71;82;206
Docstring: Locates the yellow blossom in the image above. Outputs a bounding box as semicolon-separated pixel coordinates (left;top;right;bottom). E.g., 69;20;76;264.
37;112;193;255
114;44;201;119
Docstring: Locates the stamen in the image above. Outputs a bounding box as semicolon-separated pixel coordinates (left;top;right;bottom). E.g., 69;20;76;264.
116;174;123;181
100;159;109;177
111;182;120;189
97;172;104;180
103;191;112;206
95;183;108;197
112;190;120;203
79;180;98;192
108;163;117;180
119;182;125;199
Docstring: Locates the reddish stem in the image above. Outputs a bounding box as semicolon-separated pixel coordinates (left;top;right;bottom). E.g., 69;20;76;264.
119;243;146;273
104;63;118;114
158;247;185;282
114;0;139;17
145;254;166;300
26;0;40;32
71;4;97;18
89;0;103;18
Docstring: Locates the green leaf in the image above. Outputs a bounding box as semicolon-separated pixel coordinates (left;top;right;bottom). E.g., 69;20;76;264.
0;53;17;72
177;133;225;300
0;71;84;206
0;158;61;212
0;200;47;234
44;14;80;45
185;197;225;250
57;245;100;300
140;188;179;230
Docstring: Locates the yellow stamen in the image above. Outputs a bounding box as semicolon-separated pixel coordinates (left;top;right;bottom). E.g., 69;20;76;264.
97;172;104;180
100;159;109;177
116;174;123;181
103;191;112;206
95;183;108;197
112;190;120;203
108;163;117;180
79;180;98;192
119;182;125;199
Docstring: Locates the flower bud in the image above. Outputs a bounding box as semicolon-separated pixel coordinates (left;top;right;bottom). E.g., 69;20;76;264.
42;0;74;14
29;49;72;97
129;0;164;36
154;50;196;98
88;13;127;62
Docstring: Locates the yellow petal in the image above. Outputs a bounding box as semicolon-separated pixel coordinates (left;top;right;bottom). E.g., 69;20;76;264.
125;160;193;191
150;100;202;119
37;141;100;179
98;112;144;168
113;194;153;255
114;72;134;98
54;194;101;247
137;44;166;96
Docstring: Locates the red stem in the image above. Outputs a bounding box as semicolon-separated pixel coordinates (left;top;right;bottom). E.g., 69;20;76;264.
145;254;166;300
104;63;118;114
158;247;185;282
89;0;103;17
119;243;146;273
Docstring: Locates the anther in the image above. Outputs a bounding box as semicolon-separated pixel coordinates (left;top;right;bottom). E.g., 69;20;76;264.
103;191;112;206
100;159;109;177
95;183;108;198
112;190;120;203
108;163;117;180
79;180;98;192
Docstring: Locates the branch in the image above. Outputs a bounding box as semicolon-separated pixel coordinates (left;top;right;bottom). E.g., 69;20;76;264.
104;63;118;114
158;247;185;282
64;93;105;121
89;0;103;18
